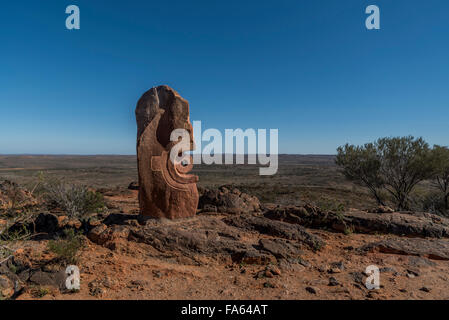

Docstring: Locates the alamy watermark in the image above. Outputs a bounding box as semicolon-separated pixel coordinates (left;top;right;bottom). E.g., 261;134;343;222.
365;5;380;30
65;5;380;31
365;265;380;290
65;265;80;291
169;121;279;176
65;5;80;30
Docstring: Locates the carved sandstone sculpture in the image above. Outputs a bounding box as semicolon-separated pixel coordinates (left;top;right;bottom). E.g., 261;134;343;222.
136;85;199;219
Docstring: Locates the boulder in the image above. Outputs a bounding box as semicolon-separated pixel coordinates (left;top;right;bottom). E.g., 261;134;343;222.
34;212;59;234
231;251;274;265
0;274;14;299
198;186;261;214
265;205;449;238
223;215;325;251
88;224;129;250
258;238;302;259
88;212;322;265
29;270;66;289
360;238;449;260
128;216;253;259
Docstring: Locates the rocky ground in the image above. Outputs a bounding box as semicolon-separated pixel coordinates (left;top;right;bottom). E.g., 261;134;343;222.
1;182;449;300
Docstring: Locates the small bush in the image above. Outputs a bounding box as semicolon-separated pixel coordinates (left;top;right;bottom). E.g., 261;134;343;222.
30;286;50;298
47;229;85;265
344;226;354;235
0;220;31;242
417;192;448;216
315;199;346;214
0;180;36;215
312;240;323;251
41;180;105;219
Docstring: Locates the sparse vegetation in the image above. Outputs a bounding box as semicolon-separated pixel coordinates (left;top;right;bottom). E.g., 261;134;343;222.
315;199;346;214
336;143;385;206
40;179;105;220
419;191;446;215
343;226;354;236
47;229;85;265
1;209;34;267
376;136;435;211
312;240;323;251
30;285;50;299
0;180;36;216
2;154;449;300
337;136;445;212
0;214;32;242
432;145;449;211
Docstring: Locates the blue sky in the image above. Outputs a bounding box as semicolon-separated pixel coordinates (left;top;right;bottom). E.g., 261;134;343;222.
0;0;448;154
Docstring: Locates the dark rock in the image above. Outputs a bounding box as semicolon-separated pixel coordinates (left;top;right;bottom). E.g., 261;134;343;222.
350;272;365;285
297;258;311;267
263;282;275;288
419;287;431;293
258;238;302;260
359;238;449;260
128;182;139;190
328;277;340;286
18;270;31;282
317;265;327;273
153;271;162;278
406;268;420;277
278;260;306;272
29;270;66;289
223;215;325;251
408;256;436;268
329;261;345;273
88;280;104;296
265;205;449;238
103;213;139;226
379;267;396;273
202;204;218;213
231;251;275;265
305;286;317;294
34;212;59;234
128;216;269;263
91;213;322;265
129;279;148;288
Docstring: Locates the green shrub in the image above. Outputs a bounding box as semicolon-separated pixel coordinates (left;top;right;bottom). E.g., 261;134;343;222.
432;145;449;211
47;229;85;265
337;136;437;211
344;226;354;235
30;286;50;298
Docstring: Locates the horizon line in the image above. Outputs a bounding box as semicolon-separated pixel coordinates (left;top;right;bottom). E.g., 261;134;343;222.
0;153;337;157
